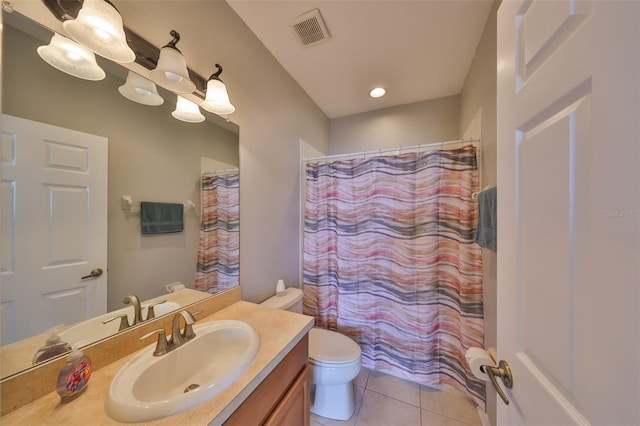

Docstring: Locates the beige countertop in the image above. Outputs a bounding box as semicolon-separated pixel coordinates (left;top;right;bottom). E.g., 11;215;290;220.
1;301;314;426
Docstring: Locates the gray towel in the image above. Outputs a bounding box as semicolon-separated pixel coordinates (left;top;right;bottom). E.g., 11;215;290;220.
140;202;184;234
475;187;497;252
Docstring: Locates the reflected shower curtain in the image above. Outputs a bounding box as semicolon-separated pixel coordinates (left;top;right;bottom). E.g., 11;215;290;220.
195;171;239;293
303;147;485;408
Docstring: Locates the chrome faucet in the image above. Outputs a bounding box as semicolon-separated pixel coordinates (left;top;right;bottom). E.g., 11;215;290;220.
122;295;143;325
140;310;197;356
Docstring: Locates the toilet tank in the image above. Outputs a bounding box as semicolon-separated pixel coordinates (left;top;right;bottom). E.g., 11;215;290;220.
260;287;303;313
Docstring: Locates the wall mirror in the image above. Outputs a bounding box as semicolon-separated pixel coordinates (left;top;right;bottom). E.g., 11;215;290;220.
1;9;240;379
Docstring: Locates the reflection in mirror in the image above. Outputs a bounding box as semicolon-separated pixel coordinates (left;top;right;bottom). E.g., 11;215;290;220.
0;288;207;379
194;169;240;292
1;11;239;379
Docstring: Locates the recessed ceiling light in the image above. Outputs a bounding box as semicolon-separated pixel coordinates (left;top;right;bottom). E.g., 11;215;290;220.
369;87;386;98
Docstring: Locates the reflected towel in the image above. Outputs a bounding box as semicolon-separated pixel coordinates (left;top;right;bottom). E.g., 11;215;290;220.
140;202;184;234
475;187;497;252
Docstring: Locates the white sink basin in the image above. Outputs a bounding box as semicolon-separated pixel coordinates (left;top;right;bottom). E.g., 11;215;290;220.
58;301;181;347
104;320;260;423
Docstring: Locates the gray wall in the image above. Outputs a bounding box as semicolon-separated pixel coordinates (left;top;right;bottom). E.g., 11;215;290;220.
7;0;331;307
200;3;332;303
89;1;332;304
458;1;499;423
329;95;460;154
3;25;239;309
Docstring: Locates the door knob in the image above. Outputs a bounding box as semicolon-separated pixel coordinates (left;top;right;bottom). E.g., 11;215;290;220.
484;360;513;405
81;268;104;279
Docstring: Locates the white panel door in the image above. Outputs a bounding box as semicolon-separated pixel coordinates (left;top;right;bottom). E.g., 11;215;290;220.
1;114;108;344
497;1;639;424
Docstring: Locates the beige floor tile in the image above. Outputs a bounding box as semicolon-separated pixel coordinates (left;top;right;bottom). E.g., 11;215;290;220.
355;389;421;426
420;387;481;426
311;385;365;426
354;367;370;388
421;409;470;426
366;370;421;407
311;421;325;426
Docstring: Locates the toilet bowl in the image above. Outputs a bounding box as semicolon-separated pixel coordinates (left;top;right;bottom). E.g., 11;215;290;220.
308;327;361;420
261;287;362;420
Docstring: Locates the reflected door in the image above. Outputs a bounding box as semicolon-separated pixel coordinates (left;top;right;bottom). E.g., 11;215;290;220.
1;114;108;344
497;0;639;424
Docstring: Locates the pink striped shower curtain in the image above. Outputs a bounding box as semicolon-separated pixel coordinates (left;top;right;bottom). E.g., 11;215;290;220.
195;171;239;293
303;147;485;408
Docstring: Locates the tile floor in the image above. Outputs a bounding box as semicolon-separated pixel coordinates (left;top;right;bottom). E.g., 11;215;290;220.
310;368;482;426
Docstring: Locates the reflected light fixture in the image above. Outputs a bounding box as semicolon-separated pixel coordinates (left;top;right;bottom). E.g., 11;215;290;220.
118;71;164;106
369;87;386;98
149;30;196;94
172;96;205;123
62;0;135;63
37;33;106;81
200;64;235;115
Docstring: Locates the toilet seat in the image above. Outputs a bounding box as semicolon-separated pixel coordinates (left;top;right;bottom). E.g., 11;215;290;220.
309;327;361;364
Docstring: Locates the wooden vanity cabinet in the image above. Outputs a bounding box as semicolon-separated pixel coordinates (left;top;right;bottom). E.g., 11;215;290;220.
224;334;310;426
264;364;310;425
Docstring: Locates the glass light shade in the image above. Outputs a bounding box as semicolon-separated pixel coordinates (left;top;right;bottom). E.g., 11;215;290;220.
37;33;106;81
200;78;235;115
118;71;164;106
172;96;205;123
149;47;196;94
62;0;135;63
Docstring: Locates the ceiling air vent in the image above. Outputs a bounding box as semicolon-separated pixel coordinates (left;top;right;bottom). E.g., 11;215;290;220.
290;8;330;48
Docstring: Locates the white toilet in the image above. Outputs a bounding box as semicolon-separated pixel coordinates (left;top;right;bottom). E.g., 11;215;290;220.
261;287;362;420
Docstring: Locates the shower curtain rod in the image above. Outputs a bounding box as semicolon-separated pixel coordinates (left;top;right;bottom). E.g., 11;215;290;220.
302;137;480;163
202;168;239;176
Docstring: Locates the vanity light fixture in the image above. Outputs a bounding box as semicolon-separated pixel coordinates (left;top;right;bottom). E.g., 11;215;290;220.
41;0;238;116
172;96;205;123
62;0;135;64
37;33;106;81
369;87;386;98
118;71;164;106
200;64;235;115
149;30;196;94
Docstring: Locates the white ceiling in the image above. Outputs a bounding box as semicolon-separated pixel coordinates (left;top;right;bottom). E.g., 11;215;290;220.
227;1;494;119
9;0;493;120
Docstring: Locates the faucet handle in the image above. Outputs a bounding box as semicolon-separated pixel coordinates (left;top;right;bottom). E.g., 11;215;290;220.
102;313;131;331
141;329;169;356
145;300;168;321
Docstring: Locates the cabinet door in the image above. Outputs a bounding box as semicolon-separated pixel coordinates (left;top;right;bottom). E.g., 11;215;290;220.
264;364;310;426
223;335;309;426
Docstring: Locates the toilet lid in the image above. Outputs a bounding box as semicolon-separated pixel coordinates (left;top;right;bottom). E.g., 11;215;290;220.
309;327;361;364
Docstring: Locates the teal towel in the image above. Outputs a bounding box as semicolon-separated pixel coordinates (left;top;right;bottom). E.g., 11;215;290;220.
140;202;184;234
475;187;497;252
